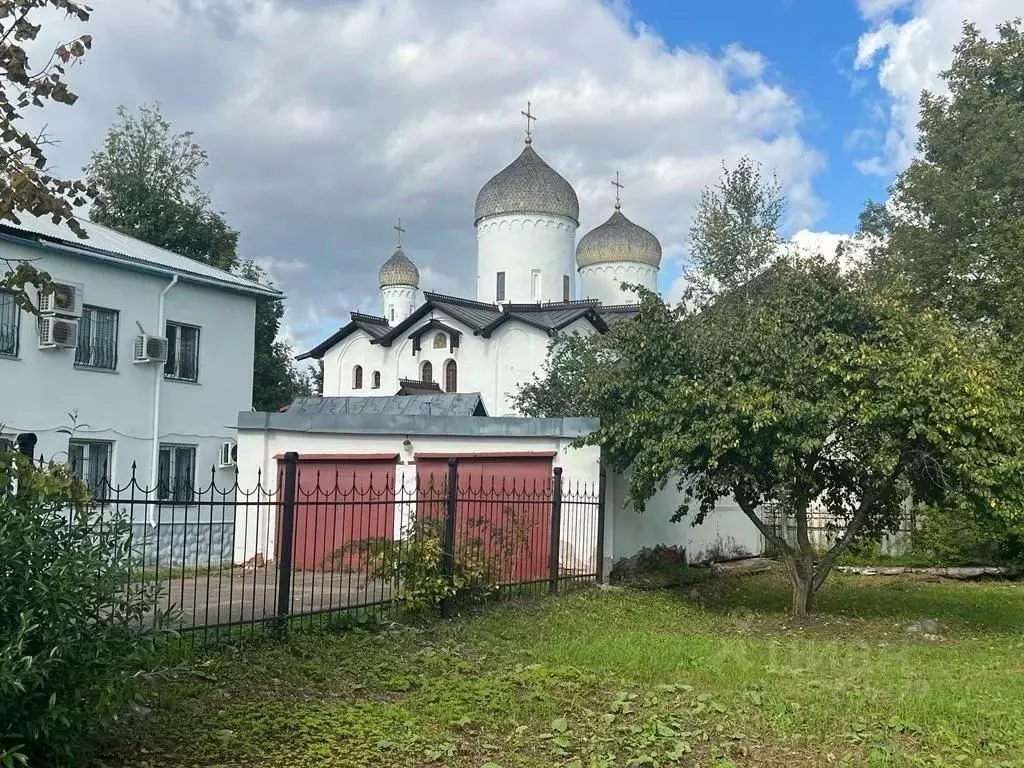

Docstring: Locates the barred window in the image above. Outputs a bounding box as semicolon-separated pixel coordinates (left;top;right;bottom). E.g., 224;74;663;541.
75;305;119;369
165;322;200;382
0;290;19;357
157;444;196;503
444;359;457;393
68;439;113;498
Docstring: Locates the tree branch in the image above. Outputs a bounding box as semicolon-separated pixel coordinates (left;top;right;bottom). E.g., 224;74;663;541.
737;495;792;555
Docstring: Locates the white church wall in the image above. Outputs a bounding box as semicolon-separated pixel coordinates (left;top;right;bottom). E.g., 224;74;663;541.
609;469;764;567
579;262;658;306
476;214;577;303
381;284;417;326
233;425;602;570
324;332;389;396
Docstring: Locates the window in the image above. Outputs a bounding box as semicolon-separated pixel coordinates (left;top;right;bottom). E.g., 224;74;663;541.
496;271;506;302
531;269;542;302
353;365;363;389
157;445;196;503
68;440;113;497
421;360;433;383
390;308;395;322
372;370;381;389
563;275;570;302
75;305;119;370
444;359;457;393
0;290;19;357
432;332;447;349
165;322;200;382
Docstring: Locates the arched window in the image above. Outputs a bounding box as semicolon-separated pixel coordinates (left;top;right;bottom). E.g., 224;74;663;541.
353;365;363;390
421;360;433;383
444;359;457;393
372;370;381;389
390;308;395;322
432;332;447;349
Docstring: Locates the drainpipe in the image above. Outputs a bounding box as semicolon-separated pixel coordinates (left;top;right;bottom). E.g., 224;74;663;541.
148;275;179;525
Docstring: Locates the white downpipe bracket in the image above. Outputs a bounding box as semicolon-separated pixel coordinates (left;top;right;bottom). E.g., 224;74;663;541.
148;274;178;526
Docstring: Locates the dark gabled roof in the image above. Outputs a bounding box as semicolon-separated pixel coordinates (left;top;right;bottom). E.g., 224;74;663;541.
593;303;642;326
298;292;642;360
397;378;443;395
295;312;390;361
285;394;488;417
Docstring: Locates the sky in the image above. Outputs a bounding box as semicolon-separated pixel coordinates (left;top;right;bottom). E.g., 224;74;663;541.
31;0;1022;354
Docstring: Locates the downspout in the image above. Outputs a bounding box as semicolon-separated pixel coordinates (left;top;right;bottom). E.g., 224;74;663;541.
148;275;179;525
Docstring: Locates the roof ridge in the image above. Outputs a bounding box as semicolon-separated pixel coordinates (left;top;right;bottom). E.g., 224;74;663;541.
423;291;499;310
351;311;389;325
595;303;641;311
502;299;600;311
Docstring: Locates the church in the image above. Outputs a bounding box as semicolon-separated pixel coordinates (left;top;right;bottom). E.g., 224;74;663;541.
297;109;663;415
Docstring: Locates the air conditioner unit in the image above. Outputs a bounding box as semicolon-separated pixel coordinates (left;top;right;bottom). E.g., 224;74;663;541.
38;316;78;349
218;441;237;468
133;334;168;364
38;280;84;318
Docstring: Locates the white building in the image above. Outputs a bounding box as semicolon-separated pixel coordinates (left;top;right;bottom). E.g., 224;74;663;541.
0;213;280;510
294;122;762;566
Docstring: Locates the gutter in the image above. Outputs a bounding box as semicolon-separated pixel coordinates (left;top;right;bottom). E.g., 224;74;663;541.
148;275;178;525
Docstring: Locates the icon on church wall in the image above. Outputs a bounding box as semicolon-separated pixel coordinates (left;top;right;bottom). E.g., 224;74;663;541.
432;332;447;349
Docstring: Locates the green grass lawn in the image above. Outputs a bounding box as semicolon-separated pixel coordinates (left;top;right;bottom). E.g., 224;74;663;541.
97;570;1024;768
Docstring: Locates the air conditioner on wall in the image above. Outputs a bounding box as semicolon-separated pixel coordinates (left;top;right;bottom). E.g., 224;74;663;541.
133;334;169;364
219;441;238;468
38;316;79;349
38;280;84;318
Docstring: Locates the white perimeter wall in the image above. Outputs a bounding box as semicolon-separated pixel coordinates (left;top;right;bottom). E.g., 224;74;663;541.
234;426;603;572
608;470;764;565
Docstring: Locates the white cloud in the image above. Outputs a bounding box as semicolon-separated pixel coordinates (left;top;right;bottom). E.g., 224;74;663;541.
33;0;825;350
853;0;1019;174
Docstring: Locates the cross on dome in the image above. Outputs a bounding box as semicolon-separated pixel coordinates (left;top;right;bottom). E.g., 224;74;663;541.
394;217;405;248
521;101;536;145
611;171;624;210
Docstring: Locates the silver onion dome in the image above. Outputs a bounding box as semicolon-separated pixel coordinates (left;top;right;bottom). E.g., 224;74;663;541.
378;246;420;288
576;206;662;268
474;143;580;225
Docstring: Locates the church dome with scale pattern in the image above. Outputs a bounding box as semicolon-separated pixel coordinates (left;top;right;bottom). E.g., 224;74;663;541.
474;140;580;226
576;204;662;269
378;245;419;288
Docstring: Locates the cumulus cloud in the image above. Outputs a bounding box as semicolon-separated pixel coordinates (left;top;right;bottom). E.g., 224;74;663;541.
853;0;1019;174
35;0;825;350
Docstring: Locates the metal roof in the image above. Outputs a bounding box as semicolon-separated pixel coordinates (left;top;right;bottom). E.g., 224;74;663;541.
474;143;579;225
286;393;488;417
0;212;281;299
577;208;662;268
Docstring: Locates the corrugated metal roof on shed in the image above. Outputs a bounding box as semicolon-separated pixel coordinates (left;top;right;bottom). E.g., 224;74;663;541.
287;394;488;418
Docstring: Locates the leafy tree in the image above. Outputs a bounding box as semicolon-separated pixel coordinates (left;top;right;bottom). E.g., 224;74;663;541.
517;264;1024;616
86;105;313;410
85;103;237;270
860;20;1024;339
686;155;785;306
0;0;95;311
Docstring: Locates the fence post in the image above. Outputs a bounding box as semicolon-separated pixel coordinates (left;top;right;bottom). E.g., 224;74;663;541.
440;458;458;620
275;451;299;636
549;467;563;595
596;464;607;584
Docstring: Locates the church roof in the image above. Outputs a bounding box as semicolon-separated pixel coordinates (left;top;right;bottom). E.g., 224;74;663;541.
295;312;389;361
295;293;639;360
284;393;488;418
474;143;579;226
576;208;662;268
397;378;443;396
378;245;420;288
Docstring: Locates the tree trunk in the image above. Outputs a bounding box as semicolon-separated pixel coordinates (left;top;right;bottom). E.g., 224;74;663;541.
784;550;816;618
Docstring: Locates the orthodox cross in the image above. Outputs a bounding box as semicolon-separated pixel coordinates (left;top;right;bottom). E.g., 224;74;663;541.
394;217;405;248
611;171;624;210
521;101;536;144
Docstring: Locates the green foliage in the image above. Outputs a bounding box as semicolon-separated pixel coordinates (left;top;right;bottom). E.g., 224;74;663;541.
354;507;532;617
862;20;1024;340
0;452;174;764
912;502;1024;567
518;257;1024;615
0;1;95;307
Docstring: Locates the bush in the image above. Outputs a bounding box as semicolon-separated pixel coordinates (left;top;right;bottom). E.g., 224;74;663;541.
912;503;1024;567
0;452;174;764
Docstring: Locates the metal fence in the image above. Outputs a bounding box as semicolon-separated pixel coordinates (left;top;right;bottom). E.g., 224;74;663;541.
759;498;918;558
85;453;604;641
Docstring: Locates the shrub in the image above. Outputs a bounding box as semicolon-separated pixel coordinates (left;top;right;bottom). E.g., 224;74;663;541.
0;452;174;764
911;503;1024;567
